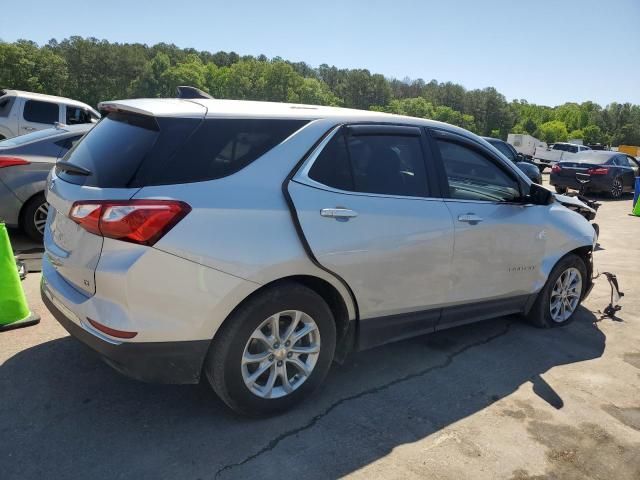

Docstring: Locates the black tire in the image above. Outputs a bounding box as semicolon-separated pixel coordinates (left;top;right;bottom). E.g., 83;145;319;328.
609;176;624;199
525;254;587;328
555;186;568;194
205;282;336;416
21;193;48;242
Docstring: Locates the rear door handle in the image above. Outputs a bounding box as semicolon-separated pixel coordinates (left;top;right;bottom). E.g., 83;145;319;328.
457;213;483;224
320;208;358;219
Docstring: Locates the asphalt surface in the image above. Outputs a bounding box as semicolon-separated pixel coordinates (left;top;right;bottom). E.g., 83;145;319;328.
2;178;639;480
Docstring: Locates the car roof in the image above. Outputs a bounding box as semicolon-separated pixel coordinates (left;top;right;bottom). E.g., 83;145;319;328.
1;89;98;113
98;97;472;133
571;150;619;161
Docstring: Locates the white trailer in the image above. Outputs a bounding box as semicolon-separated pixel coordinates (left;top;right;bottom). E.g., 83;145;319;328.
507;134;545;159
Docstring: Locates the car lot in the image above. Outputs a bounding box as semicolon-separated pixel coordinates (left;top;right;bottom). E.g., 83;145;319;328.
1;176;639;479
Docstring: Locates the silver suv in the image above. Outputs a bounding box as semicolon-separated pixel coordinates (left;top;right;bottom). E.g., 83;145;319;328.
41;98;596;415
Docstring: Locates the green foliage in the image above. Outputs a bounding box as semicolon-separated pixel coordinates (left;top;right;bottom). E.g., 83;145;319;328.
537;121;569;143
1;37;638;147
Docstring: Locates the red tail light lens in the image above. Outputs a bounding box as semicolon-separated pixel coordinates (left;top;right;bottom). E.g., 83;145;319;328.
69;200;191;246
587;167;609;175
0;156;30;168
551;164;562;173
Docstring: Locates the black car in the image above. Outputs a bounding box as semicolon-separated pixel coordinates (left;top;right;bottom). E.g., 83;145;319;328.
482;137;543;184
550;151;640;198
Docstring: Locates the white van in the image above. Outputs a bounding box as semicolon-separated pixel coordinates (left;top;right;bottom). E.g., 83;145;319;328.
0;90;100;139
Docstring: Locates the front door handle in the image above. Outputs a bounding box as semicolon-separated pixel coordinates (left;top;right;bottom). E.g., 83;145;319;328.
457;213;483;224
320;208;358;219
24;126;36;131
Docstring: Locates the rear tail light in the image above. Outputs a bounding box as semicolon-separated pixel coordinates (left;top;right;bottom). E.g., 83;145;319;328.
87;317;137;339
0;156;30;168
69;200;191;246
551;164;562;173
587;167;609;175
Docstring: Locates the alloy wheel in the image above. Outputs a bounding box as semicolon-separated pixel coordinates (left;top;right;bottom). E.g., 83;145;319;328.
241;310;321;399
549;267;582;323
33;202;49;235
611;178;623;198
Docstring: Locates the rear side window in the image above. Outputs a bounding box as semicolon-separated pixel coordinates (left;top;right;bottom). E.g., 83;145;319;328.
308;129;429;197
58;114;308;187
150;119;308;185
23;100;59;124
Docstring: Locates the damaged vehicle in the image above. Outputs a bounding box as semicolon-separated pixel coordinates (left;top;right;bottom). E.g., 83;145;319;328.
41;95;599;415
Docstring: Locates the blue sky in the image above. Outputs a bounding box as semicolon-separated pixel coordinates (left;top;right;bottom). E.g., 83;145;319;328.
2;0;639;106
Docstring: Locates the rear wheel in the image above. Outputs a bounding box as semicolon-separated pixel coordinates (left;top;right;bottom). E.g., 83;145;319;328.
21;193;49;241
554;186;568;194
525;254;587;328
205;283;336;416
610;176;623;199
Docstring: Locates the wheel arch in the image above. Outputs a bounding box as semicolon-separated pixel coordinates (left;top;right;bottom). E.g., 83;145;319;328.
18;190;46;228
211;274;358;364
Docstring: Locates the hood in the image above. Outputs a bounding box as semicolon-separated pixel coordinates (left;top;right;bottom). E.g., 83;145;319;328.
554;193;598;220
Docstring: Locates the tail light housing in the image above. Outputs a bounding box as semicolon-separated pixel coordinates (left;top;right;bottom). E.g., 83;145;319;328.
69;200;191;246
551;164;562;173
0;156;30;168
587;167;609;175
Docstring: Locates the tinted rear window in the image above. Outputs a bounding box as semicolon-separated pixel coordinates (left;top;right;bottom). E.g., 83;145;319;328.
571;151;615;164
58;113;308;187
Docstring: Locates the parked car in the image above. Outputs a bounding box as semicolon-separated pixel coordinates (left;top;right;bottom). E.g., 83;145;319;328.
41;97;596;416
550;150;640;198
0;123;92;240
533;142;591;171
507;133;546;159
0;89;99;140
483;137;542;183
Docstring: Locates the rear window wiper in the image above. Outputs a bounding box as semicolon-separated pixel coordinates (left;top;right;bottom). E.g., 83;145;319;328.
56;161;92;176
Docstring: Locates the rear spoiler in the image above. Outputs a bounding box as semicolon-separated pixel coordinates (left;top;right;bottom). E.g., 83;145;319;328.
97;98;208;119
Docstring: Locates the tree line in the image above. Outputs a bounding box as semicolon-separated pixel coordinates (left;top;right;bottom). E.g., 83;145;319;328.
1;36;639;146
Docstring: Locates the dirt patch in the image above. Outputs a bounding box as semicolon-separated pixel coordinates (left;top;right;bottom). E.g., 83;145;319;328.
509;468;550;480
602;404;640;431
501;399;553;422
526;421;640;480
623;353;640;369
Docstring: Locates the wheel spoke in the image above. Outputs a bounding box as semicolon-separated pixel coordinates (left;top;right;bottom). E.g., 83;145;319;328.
242;350;271;365
287;357;310;377
262;366;277;398
247;360;273;385
290;344;320;355
291;323;317;344
251;328;272;348
270;314;281;343
282;311;302;343
280;365;293;393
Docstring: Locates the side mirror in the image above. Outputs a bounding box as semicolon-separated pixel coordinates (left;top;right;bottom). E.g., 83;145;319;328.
526;183;554;205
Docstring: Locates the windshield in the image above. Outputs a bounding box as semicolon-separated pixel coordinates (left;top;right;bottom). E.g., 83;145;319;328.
0;128;67;147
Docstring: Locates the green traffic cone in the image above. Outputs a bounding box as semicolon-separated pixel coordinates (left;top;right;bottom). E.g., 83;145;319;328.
0;223;39;331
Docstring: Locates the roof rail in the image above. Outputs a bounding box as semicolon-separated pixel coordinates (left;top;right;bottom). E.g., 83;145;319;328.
176;86;213;100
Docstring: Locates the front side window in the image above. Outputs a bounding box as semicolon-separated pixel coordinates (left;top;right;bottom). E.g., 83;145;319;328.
436;139;521;202
23;100;59;124
66;106;92;125
308;130;429;197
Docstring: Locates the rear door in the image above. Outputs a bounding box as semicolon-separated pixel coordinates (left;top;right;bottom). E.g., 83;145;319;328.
428;129;545;327
44;109;204;296
19;99;62;135
288;124;454;346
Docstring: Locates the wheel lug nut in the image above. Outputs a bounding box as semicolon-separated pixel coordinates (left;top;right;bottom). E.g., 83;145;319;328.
277;360;283;366
268;354;274;361
287;352;292;358
273;343;280;349
285;341;290;347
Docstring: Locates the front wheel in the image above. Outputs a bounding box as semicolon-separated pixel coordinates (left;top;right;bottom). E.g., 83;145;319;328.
555;186;568;194
525;254;587;328
205;283;336;416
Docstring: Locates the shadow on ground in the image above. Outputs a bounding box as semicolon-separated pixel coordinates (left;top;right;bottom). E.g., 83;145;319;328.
1;308;605;479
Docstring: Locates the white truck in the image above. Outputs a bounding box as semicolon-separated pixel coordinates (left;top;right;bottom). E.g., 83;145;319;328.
532;142;592;171
0;89;99;140
507;133;546;159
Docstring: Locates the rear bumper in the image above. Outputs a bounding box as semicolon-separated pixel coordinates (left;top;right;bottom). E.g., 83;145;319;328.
41;281;210;384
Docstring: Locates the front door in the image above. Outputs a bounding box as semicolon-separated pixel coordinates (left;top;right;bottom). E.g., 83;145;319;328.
428;129;546;328
288;125;454;347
